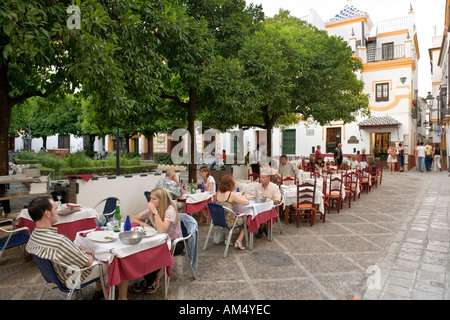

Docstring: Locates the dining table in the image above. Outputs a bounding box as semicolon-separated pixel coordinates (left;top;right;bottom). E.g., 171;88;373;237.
233;199;278;251
178;191;215;215
74;225;174;299
17;204;97;240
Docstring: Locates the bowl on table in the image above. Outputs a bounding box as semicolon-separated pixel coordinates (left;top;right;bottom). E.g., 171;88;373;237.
119;230;145;245
254;197;267;203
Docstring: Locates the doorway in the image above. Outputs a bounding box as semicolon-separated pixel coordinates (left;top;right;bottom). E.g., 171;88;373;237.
326;127;341;153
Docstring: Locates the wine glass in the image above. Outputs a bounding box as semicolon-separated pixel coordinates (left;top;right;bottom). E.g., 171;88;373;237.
95;214;106;229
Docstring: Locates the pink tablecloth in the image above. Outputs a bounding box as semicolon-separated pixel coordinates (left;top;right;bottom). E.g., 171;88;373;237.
246;208;278;233
184;199;212;215
17;216;96;241
107;243;173;294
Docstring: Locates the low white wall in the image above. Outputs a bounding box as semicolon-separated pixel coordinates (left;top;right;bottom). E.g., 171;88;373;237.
73;172;178;219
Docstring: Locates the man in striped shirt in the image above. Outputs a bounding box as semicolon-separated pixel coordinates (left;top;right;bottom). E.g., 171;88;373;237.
25;196;106;300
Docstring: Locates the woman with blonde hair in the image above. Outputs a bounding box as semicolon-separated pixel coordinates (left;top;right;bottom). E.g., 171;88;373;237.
387;142;397;174
130;188;182;295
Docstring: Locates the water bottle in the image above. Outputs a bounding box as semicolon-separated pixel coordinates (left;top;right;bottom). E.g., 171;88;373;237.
201;182;205;192
124;215;131;231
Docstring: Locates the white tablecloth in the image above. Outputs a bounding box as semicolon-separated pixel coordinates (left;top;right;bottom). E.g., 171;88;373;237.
233;199;274;220
19;205;97;224
74;228;170;262
179;191;215;204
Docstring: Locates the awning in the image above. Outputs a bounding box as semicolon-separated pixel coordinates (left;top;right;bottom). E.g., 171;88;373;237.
358;115;400;128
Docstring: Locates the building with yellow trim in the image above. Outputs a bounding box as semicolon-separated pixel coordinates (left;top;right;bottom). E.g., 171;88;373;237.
431;0;450;169
263;0;426;169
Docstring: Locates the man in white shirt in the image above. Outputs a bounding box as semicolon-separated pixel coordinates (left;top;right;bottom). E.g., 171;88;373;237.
416;142;427;172
276;155;298;180
255;171;281;238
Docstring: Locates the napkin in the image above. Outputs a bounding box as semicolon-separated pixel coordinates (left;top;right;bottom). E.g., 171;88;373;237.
80;227;103;237
66;203;81;208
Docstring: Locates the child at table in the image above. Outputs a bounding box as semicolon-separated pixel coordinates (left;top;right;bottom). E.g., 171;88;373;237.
130;188;183;295
215;175;249;250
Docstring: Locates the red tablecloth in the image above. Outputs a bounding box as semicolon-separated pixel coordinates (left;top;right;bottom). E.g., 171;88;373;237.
184;199;212;215
107;243;174;294
246;208;278;233
68;174;94;182
18;217;96;241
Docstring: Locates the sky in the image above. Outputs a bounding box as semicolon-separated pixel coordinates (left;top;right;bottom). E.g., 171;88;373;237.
246;0;446;98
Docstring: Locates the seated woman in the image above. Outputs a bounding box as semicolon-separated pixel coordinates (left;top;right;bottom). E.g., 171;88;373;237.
197;166;216;223
214;175;249;250
197;166;216;192
130;188;183;294
350;155;359;167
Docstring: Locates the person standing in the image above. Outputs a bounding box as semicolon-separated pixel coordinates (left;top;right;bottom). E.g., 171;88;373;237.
414;143;419;170
333;143;343;167
387;142;397;174
433;143;442;172
425;141;433;172
417;142;426;172
251;142;266;175
314;145;322;161
398;142;407;172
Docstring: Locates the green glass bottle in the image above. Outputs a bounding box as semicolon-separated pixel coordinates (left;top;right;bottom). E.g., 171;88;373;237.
114;200;121;232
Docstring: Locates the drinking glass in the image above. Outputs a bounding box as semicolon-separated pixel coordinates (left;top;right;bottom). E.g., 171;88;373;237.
95;215;107;229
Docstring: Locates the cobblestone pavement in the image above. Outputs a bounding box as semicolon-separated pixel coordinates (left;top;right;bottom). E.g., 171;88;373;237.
0;169;448;300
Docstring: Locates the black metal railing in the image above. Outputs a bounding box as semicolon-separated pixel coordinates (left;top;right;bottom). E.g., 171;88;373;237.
367;44;405;63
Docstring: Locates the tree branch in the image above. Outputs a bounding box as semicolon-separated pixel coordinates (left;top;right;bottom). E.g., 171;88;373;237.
159;88;188;108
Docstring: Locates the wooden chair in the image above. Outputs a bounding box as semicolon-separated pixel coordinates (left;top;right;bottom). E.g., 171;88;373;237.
358;169;371;194
376;162;384;185
369;165;378;188
325;174;343;213
291;178;316;227
248;170;260;182
278;174;296;187
342;172;358;208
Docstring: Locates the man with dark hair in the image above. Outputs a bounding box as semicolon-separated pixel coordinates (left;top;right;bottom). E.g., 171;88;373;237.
26;196;107;300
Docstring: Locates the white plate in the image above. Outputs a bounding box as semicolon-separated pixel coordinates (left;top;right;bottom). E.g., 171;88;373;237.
132;226;158;237
87;231;118;242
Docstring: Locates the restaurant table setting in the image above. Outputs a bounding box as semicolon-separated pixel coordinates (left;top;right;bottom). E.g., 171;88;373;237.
178;191;215;215
17;204;97;240
233;197;278;250
74;223;173;298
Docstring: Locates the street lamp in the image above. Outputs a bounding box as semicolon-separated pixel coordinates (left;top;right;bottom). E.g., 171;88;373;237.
426;92;434;107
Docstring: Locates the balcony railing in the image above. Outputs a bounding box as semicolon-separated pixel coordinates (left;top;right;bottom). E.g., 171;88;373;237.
367;44;405;63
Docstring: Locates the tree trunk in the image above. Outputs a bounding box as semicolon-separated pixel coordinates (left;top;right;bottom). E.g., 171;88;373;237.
187;87;197;183
0;82;12;176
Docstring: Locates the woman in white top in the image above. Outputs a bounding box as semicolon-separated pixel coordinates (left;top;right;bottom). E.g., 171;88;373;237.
197;166;216;192
196;166;216;223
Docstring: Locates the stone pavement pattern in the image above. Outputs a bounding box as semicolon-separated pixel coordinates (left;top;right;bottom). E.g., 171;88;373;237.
0;169;448;300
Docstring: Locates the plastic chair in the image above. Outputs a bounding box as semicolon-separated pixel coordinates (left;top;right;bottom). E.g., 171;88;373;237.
203;203;248;258
144;191;151;202
93;197;119;222
272;194;284;237
165;213;197;298
31;254;108;300
0;219;30;259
